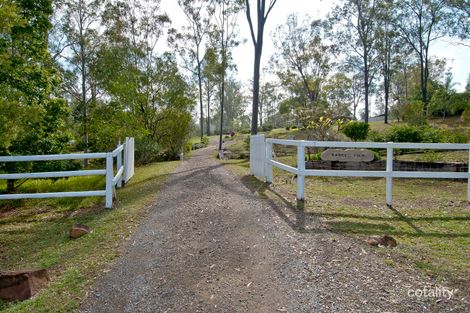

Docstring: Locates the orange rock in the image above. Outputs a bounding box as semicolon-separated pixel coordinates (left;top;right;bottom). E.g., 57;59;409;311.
0;269;49;301
70;224;91;239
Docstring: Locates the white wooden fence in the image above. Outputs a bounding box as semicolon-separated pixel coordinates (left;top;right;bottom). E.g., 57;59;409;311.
250;134;470;206
0;137;135;208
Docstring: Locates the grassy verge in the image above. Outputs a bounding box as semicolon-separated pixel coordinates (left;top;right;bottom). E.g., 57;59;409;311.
0;160;179;312
223;158;470;296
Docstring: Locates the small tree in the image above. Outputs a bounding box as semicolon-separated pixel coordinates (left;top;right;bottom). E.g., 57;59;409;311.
342;121;370;141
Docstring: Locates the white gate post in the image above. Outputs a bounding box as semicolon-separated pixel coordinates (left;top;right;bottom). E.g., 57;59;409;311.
105;153;113;208
297;141;305;200
386;145;393;206
116;145;123;188
265;141;273;183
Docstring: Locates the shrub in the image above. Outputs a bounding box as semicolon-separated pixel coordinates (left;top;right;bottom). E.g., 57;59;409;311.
261;124;273;132
441;128;470;143
191;143;205;150
402;101;426;125
285;126;291;131
291;125;298;129
239;128;251;134
461;109;470;124
386;124;423;143
420;126;444;143
341;121;370;141
201;136;209;146
244;135;250;148
367;130;387;142
135;138;164;165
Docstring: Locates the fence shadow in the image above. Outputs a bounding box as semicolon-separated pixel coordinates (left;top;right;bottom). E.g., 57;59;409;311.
239;174;470;239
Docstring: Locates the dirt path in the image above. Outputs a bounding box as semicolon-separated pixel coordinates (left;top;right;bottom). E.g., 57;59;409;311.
79;143;457;313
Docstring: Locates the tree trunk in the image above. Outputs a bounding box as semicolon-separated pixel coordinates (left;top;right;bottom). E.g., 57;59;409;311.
384;82;389;124
198;61;204;140
206;84;211;136
251;46;261;134
218;78;225;151
363;54;369;124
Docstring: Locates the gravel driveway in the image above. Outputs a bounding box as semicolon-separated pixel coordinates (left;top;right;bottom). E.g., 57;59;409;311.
79;143;463;313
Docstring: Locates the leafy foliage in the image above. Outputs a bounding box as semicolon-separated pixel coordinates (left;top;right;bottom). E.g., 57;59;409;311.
342;121;370;141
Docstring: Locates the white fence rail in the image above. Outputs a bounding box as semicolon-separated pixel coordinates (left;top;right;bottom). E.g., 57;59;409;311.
250;135;470;206
0;137;135;208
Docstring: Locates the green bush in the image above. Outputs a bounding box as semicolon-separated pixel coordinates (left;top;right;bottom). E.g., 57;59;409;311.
441;128;470;143
285;126;291;131
291;125;298;129
201;136;209;146
135;138;164;165
402;101;426;125
244;136;250;149
374;124;443;143
367;130;387;142
386;124;424;142
239;128;251;134
461;109;470;124
341;121;370;141
261;124;273;132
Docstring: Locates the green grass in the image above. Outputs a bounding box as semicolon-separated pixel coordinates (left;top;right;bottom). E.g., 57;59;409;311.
223;158;470;295
0;160;179;312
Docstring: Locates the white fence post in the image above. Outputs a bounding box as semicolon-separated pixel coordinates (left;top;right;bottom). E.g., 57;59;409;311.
265;141;273;183
116;145;123;188
123;137;135;183
249;134;266;177
105;153;113;208
297;142;305;201
386;145;394;206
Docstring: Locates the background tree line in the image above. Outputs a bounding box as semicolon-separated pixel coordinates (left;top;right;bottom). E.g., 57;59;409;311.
1;0;469;174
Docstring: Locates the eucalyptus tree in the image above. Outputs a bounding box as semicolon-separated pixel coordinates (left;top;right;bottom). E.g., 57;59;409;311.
202;46;221;136
330;0;380;123
447;0;470;41
245;0;278;134
271;15;333;109
170;0;214;140
393;0;456;114
54;0;104;157
259;81;281;127
322;73;354;117
211;0;242;151
374;0;403;123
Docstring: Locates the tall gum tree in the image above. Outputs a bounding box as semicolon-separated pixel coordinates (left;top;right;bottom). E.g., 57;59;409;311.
245;0;278;135
330;0;380;123
212;0;241;151
271;15;333;110
55;0;103;159
170;0;213;140
393;0;454;114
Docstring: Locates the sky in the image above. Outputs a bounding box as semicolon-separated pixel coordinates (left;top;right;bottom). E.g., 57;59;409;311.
161;0;470;95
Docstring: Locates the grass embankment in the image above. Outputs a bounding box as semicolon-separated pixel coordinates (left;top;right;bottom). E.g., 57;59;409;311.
223;158;470;296
0;160;179;312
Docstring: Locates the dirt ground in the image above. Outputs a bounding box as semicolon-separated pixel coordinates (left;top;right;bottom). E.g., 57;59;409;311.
79;143;466;313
